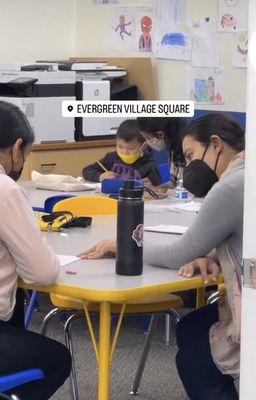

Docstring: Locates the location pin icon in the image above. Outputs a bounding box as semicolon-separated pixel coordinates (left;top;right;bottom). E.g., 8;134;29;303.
67;105;73;112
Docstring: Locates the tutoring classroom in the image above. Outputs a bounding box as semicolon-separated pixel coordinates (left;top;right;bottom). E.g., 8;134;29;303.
0;0;255;400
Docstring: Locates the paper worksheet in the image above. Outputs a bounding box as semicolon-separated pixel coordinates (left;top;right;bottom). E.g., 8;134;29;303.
57;255;80;267
144;224;188;234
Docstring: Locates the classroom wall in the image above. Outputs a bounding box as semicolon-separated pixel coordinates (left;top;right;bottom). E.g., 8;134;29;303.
0;0;76;62
0;1;247;113
75;0;247;112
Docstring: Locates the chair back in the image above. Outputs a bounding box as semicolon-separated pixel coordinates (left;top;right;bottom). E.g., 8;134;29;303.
52;195;117;216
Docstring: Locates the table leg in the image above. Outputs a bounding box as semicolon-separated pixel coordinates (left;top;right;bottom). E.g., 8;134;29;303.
98;301;111;400
196;287;206;308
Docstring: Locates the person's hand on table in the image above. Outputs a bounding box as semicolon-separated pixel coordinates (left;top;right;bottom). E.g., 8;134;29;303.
78;239;117;259
99;172;118;181
178;257;220;284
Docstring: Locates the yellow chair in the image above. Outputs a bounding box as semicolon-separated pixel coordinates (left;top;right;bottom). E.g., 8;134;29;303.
53;195;117;215
41;195;183;400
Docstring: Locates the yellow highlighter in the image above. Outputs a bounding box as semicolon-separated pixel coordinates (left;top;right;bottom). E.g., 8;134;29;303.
97;161;109;172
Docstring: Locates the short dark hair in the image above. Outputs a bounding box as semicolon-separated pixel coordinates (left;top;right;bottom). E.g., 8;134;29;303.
181;113;245;152
0;101;34;150
137;117;186;165
116;119;144;144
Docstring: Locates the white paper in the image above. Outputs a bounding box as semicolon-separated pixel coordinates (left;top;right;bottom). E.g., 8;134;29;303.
156;0;185;24
219;0;248;32
192;19;220;68
57;255;80;267
93;0;118;4
109;6;135;51
155;22;192;60
170;201;202;212
144;200;202;213
135;6;155;53
145;224;188;234
187;67;224;105
233;31;248;68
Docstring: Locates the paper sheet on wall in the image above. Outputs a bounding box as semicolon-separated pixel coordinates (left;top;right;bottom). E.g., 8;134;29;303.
93;0;118;4
187;67;224;105
135;6;155;53
156;0;185;24
109;6;135;51
155;22;192;60
192;19;220;68
219;0;248;32
233;31;248;68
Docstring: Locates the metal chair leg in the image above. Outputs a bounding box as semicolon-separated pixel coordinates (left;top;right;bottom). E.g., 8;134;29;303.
40;307;62;336
64;312;84;400
40;308;80;336
164;313;171;345
206;291;223;305
164;308;181;345
130;314;157;396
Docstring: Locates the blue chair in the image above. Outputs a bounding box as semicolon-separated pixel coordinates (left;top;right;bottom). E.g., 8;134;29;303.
0;369;44;399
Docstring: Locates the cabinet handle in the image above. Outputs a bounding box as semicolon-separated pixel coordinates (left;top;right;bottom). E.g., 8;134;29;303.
40;163;57;167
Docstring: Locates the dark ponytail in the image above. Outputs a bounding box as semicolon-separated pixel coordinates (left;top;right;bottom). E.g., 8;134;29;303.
181;113;245;151
0;101;34;149
137;117;185;165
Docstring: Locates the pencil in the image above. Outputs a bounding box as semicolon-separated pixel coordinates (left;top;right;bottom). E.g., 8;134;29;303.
97;161;109;172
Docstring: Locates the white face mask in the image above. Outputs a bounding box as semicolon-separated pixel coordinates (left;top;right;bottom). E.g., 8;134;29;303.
146;137;165;151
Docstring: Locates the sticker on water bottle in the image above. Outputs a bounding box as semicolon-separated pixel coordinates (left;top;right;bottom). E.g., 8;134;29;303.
132;224;144;247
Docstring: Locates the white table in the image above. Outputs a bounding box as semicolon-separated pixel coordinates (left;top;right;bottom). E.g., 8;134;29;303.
20;184;209;400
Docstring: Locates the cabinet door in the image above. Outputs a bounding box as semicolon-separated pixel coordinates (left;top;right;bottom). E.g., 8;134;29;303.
29;147;115;177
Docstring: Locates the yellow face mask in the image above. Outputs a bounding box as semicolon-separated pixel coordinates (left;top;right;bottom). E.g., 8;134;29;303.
117;151;141;165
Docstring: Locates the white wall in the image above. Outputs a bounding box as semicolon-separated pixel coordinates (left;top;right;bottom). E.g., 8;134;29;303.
0;0;76;61
0;0;247;112
75;0;247;112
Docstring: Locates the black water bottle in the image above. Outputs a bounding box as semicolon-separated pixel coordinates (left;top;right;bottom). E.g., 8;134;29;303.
116;180;144;276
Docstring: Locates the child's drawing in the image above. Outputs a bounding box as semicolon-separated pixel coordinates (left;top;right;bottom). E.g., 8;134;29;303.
109;7;135;51
233;31;248;68
155;24;192;60
188;68;224;105
219;0;248;32
138;15;152;52
115;15;132;40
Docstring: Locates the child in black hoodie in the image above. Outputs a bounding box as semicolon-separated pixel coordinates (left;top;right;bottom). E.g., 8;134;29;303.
82;119;161;186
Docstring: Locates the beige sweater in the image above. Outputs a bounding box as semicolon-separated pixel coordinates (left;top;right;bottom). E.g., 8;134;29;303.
0;165;60;321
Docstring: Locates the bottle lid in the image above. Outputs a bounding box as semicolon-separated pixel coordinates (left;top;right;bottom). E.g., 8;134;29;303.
119;180;144;199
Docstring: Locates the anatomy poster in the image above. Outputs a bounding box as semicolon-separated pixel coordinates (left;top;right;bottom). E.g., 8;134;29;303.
187;68;224;105
219;0;249;32
233;31;248;68
109;6;135;51
192;18;220;68
135;6;155;53
155;23;192;60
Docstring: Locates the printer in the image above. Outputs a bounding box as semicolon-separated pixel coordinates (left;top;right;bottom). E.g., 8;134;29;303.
36;60;138;140
0;63;76;144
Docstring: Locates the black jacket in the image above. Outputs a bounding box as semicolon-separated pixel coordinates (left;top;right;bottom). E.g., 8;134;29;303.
82;151;161;186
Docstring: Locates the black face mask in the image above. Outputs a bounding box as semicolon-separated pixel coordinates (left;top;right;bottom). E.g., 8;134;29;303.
183;144;220;198
9;149;24;182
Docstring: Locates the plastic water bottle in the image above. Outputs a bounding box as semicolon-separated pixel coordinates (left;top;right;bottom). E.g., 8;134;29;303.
175;178;189;200
116;180;144;276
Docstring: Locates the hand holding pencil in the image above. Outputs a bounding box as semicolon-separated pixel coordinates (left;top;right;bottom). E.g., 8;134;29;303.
97;161;118;182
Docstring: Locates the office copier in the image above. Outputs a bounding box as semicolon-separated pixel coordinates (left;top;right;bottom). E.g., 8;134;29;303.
0;61;138;142
0;63;76;143
36;60;138;140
